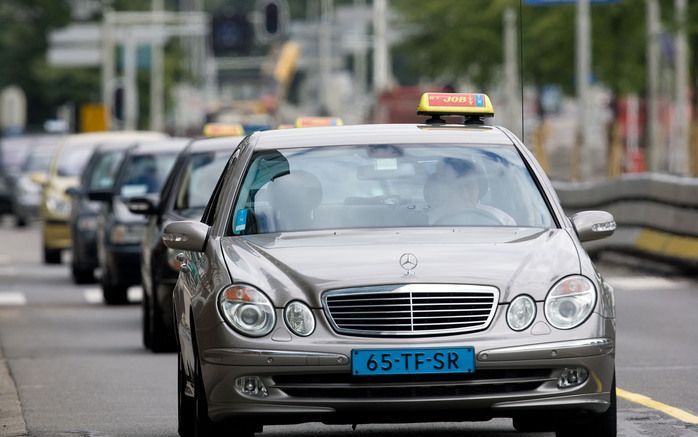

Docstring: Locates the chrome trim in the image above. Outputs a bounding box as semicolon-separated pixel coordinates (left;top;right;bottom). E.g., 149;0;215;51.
477;338;614;362
202;347;349;366
322;284;500;337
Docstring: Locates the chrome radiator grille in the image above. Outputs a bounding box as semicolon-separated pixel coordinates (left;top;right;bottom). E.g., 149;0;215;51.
322;284;499;336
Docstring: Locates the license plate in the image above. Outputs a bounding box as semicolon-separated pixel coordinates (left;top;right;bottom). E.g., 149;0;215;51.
351;347;475;376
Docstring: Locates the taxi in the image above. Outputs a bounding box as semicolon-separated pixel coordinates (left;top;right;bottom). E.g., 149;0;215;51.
35;131;166;264
164;94;617;437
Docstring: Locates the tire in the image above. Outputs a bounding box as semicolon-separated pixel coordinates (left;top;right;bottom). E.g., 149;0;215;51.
15;215;27;228
149;282;176;353
142;293;152;349
101;268;129;305
178;349;195;437
72;263;96;284
43;248;61;264
556;374;617;437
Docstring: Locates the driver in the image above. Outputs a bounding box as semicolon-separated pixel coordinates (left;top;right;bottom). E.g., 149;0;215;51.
424;157;516;226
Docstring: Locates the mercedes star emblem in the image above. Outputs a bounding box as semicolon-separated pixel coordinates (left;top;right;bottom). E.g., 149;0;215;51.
399;253;418;272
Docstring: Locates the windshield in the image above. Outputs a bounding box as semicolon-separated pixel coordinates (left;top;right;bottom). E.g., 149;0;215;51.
118;153;177;198
87;150;126;190
22;149;54;173
57;144;98;177
230;144;554;235
175;150;230;213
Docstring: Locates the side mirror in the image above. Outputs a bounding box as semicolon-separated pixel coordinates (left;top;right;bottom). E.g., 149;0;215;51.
126;196;159;215
30;172;48;186
65;187;82;197
571;210;616;242
162;221;209;252
87;190;113;202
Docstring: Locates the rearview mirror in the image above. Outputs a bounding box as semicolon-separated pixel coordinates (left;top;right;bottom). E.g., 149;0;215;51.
126;196;159;215
570;210;616;242
87;190;113;202
30;172;48;186
162;221;209;252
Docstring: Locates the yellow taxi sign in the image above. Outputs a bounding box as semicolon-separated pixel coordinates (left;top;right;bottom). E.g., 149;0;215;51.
203;123;245;137
417;93;494;118
294;117;344;128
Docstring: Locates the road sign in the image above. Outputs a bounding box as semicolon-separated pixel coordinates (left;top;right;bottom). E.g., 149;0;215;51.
48;23;102;67
80;103;109;132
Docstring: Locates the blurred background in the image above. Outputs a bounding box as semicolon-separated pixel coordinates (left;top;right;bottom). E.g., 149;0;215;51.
1;0;697;181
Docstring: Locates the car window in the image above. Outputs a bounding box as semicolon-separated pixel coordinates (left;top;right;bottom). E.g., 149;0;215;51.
174;151;231;213
57;144;98;177
229;144;555;235
22;150;54;173
202;145;243;226
117;153;177;198
87;150;126;190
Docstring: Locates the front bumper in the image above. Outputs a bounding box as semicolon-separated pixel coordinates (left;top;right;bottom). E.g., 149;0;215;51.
197;310;615;425
104;244;141;286
43;220;71;250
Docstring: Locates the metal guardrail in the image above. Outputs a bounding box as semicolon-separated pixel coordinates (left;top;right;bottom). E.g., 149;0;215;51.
553;173;698;266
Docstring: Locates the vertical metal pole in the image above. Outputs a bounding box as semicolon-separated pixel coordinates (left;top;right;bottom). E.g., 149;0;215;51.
576;0;591;180
647;0;661;172
673;0;689;174
123;34;138;130
150;0;165;132
504;8;521;138
318;0;332;112
373;0;390;93
101;11;115;129
353;0;367;97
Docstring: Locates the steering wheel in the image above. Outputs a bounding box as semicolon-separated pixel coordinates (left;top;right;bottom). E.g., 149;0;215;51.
435;207;502;226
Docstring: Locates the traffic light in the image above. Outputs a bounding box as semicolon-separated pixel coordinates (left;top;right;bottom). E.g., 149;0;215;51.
255;0;288;43
211;13;254;56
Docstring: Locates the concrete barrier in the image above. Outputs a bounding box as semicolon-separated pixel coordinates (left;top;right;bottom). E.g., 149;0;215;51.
553;173;698;267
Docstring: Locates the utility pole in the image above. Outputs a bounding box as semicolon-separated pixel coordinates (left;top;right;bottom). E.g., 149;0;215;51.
123;33;138;131
646;0;661;172
575;0;591;180
373;0;390;93
503;8;521;139
150;0;165;132
318;0;333;113
101;10;115;129
672;0;689;175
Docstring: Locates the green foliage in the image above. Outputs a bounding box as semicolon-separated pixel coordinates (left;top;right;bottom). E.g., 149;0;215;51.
394;0;671;95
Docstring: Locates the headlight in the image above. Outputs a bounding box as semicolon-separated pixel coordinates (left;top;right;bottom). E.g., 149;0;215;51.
219;285;275;337
544;276;596;330
506;295;536;331
109;223;145;244
46;194;71;216
77;215;98;232
284;301;315;337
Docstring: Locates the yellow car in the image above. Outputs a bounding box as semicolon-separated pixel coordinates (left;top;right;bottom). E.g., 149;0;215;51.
34;131;166;264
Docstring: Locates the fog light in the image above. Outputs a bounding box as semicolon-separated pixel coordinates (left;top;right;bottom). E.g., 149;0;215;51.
557;367;589;388
235;376;268;397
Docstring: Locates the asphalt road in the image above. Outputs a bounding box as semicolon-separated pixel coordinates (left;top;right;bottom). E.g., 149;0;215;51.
0;223;696;437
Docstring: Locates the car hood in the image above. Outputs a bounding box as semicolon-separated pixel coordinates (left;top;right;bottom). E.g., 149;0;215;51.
221;227;580;308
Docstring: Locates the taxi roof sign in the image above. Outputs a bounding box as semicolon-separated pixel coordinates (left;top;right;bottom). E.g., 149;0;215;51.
294;117;344;128
417;93;494;125
203;123;245;137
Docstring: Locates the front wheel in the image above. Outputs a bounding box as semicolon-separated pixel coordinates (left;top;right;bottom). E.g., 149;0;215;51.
101;268;129;305
43;247;61;264
556;374;617;437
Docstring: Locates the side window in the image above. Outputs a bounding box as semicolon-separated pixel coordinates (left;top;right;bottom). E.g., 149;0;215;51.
201;146;242;226
88;151;124;190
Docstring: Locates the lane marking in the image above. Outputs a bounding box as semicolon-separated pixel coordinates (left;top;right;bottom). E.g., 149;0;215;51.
607;276;688;290
83;288;103;304
617;387;698;425
0;292;26;306
83;287;142;304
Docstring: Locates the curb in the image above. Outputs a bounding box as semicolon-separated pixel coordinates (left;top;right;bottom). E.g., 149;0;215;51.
0;346;27;436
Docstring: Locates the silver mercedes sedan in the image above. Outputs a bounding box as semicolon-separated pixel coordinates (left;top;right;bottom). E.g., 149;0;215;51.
165;100;616;437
